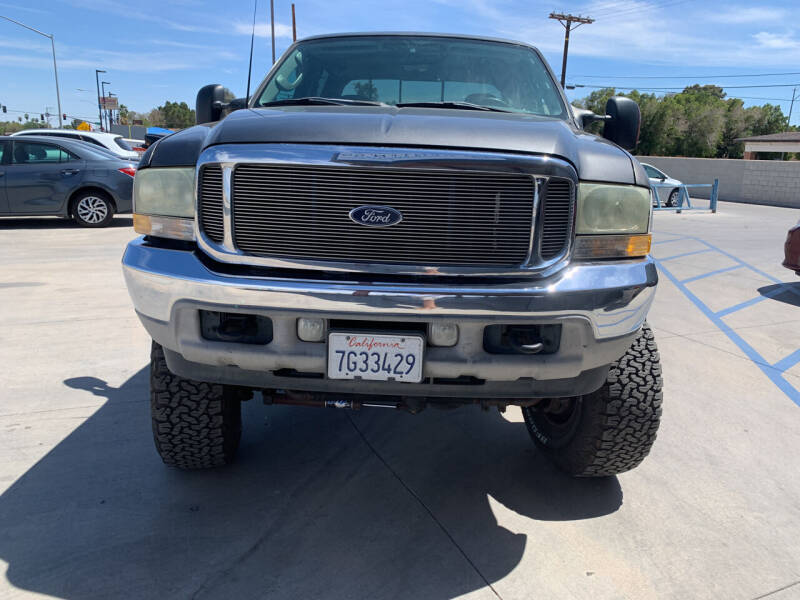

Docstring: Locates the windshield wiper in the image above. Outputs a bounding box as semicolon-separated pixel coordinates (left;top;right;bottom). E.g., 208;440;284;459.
395;101;511;113
260;96;390;107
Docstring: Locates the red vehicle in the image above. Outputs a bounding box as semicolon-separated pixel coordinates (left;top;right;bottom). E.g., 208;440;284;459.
784;221;800;274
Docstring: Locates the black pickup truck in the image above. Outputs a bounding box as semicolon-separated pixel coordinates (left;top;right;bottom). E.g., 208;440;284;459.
124;33;661;476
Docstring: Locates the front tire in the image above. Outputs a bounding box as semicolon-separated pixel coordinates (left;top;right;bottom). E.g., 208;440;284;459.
150;342;243;469
72;190;114;227
522;323;663;477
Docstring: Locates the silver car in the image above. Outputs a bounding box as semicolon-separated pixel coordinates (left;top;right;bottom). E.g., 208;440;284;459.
641;162;683;207
0;135;134;227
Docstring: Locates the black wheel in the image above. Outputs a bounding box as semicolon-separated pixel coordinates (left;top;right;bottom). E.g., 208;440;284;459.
522;323;663;477
72;190;114;227
667;188;680;207
150;341;243;469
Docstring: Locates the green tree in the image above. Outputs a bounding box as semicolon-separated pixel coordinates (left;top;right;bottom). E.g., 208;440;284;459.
353;81;379;101
574;84;788;158
157;101;195;128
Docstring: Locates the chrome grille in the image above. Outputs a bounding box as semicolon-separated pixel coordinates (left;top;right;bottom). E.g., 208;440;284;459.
539;178;572;260
229;164;535;267
198;165;224;244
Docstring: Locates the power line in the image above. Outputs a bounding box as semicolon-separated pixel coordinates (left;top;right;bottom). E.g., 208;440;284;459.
572;83;800;90
592;0;692;20
573;71;800;79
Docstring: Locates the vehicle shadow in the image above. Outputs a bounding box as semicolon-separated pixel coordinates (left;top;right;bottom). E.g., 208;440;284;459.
759;282;800;307
0;368;622;600
0;216;132;229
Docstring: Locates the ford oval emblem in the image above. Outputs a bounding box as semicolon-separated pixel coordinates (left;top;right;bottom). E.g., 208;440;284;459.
348;205;403;227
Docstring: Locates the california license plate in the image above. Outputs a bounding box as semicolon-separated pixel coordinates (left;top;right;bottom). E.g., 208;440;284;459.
327;333;424;382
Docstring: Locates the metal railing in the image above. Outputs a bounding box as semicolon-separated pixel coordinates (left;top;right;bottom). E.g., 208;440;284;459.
652;179;719;213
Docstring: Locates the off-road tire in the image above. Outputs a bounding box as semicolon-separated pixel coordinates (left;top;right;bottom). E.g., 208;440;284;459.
522;323;663;477
150;341;243;469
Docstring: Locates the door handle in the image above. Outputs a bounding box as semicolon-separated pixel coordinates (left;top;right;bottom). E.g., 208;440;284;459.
61;169;80;175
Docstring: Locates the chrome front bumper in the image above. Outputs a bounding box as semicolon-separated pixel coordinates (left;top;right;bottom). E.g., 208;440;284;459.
122;237;658;397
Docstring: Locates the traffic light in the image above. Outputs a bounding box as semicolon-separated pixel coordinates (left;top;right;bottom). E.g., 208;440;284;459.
62;113;67;120
40;114;44;121
2;105;6;113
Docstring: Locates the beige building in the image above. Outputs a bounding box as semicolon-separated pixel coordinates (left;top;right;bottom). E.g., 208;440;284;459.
736;131;800;159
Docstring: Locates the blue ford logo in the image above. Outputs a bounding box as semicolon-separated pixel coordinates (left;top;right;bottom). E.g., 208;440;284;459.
349;205;403;227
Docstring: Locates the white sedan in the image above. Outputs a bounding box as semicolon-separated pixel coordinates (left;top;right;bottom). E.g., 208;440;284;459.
10;129;140;161
641;162;683;207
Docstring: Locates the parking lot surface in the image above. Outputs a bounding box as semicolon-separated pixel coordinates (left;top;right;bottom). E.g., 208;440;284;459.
1;203;799;600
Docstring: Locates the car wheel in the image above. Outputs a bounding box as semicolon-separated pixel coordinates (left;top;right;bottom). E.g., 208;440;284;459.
667;188;680;207
521;323;663;477
72;191;115;227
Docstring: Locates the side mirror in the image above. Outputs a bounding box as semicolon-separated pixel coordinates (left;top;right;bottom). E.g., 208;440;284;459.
196;85;243;125
602;96;641;150
196;84;226;124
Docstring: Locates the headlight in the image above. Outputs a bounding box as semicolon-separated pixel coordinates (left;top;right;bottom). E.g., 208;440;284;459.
573;183;651;259
576;183;651;235
133;167;195;240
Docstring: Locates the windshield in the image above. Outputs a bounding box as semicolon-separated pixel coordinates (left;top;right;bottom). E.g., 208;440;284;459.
255;35;567;118
113;136;133;151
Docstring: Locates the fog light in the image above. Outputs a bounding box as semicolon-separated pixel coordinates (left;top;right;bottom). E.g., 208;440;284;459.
429;322;458;347
297;317;325;342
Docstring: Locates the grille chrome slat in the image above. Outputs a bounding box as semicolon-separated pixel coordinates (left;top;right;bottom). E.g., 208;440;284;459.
227;163;536;268
539;179;572;259
198;160;575;271
198;166;224;244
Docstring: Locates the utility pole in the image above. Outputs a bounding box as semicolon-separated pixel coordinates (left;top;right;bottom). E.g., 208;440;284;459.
270;0;276;63
95;69;105;131
101;81;110;132
108;92;117;129
1;15;63;127
789;87;796;127
292;3;296;42
549;12;594;88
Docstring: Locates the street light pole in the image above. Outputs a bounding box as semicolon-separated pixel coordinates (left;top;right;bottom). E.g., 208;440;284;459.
95;69;105;131
1;15;63;127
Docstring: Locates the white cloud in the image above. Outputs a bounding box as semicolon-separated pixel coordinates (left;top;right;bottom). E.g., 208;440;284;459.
753;31;800;50
711;7;786;24
479;1;800;69
0;1;46;12
233;21;294;39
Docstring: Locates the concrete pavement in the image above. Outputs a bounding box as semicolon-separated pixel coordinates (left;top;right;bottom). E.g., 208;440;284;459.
1;204;798;600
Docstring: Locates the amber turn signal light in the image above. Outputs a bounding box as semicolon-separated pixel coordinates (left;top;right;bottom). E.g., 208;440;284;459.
133;214;195;241
573;234;652;259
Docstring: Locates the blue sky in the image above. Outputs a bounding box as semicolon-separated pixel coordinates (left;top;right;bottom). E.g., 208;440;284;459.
2;0;800;127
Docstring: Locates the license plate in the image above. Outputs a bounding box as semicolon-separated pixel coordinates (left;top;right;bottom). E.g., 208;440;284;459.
327;333;424;383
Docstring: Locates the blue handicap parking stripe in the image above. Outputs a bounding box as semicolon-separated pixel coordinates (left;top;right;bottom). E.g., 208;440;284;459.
715;295;771;318
681;264;743;284
774;349;800;374
653;232;800;407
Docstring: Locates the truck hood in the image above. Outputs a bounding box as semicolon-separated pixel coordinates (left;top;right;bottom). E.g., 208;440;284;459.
144;106;644;185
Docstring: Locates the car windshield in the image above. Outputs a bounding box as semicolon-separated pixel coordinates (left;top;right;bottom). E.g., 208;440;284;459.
113;136;133;151
254;35;567;118
70;140;126;161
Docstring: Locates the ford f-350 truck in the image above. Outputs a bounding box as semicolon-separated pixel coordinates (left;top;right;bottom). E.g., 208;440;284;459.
123;33;661;476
